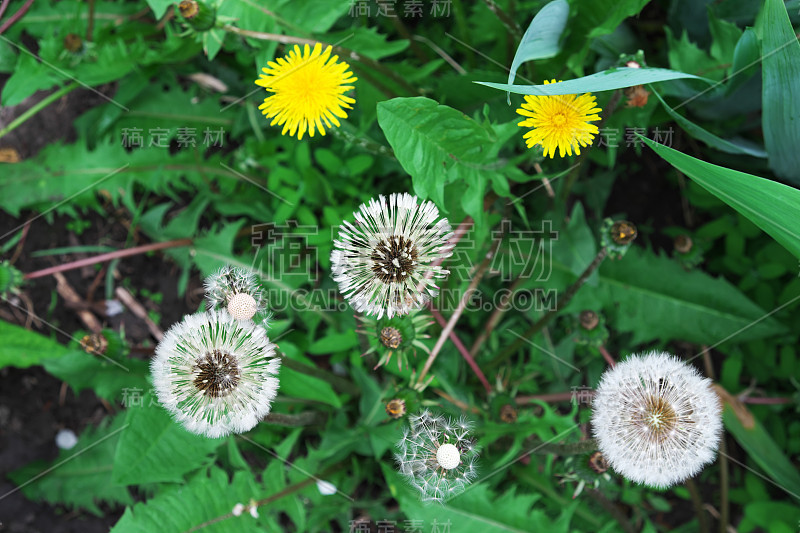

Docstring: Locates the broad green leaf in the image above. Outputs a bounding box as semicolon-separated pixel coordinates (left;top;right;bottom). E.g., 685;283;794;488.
719;389;800;501
279;358;343;407
42;350;149;402
1;52;63;107
652;90;766;157
376;97;494;217
384;465;574;532
8;415;133;515
478;67;705;95
308;331;359;354
506;0;569;103
144;0;173;19
0;319;70;368
727;28;760;95
641;136;800;260
757;0;800;183
111;468;263;533
112;395;223;485
559;246;786;345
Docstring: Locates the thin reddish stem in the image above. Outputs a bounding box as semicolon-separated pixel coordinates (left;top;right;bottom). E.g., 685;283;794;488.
24;238;193;280
0;0;35;35
598;345;616;367
739;396;791;405
429;306;492;394
515;392;580;404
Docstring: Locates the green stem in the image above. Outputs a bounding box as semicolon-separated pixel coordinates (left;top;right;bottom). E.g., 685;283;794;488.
263;411;327;426
279;355;360;397
490;247;608;369
526;437;598;456
0;82;79;141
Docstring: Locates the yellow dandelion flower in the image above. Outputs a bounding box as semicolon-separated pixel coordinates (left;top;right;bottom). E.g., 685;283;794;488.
255;43;357;140
516;80;602;158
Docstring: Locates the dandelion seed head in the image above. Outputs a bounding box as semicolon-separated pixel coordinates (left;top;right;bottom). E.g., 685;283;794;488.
151;310;281;438
204;266;267;324
331;193;453;319
395;411;479;503
591;351;722;488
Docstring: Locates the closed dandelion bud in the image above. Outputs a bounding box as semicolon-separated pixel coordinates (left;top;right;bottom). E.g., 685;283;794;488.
331;193;454;319
386;398;407;419
591;351;722;488
63;33;83;53
151;310;281;438
78;329;126;359
588;451;609;474
204;266;268;324
499;404;518;424
573;310;609;348
395;410;480;503
79;332;109;356
601;218;637;259
624;85;650;108
673;234;704;270
178;0;216;31
357;310;433;370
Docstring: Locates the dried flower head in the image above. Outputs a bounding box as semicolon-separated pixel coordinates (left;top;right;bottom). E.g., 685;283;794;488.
357;310;433;370
579;310;599;330
591;351;722;488
151;310;281;438
204;266;268;323
395;410;479;503
588;451;609;474
386;398;407;419
331;193;453;318
80;332;108;356
624;85;650;108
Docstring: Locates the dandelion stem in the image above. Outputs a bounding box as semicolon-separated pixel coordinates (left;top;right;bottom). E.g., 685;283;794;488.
429;306;492;394
279;355;360;397
0;82;80;141
526;437;597;456
416;233;503;386
515;391;579;404
685;478;709;533
481;0;522;39
23;238;193;280
468;274;525;358
263;411;327;427
598;345;616;367
490;247;609;369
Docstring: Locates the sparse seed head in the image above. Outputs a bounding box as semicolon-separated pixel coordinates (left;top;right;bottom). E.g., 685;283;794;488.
436;443;460;470
227;292;258;321
380;327;402;349
395;411;479;503
204;266;267;323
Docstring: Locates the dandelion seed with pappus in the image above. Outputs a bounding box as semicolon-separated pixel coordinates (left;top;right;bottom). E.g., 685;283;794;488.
331;193;454;319
591;351;722;488
151;310;281;438
395;410;479;503
204;266;268;323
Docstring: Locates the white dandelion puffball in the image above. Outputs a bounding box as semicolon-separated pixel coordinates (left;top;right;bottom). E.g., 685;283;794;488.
591;351;722;488
151;310;281;438
204;266;268;323
330;193;454;319
395;410;479;503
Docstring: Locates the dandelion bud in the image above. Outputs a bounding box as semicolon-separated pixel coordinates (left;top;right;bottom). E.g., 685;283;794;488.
178;0;216;31
358;311;433;370
63;33;83;53
591;351;722;488
588;451;609;474
385;398;407;419
499;404;517;424
674;234;693;254
579;310;599;330
601;218;637;259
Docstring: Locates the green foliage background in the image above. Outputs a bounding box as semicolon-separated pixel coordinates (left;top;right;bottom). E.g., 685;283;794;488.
1;0;800;531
